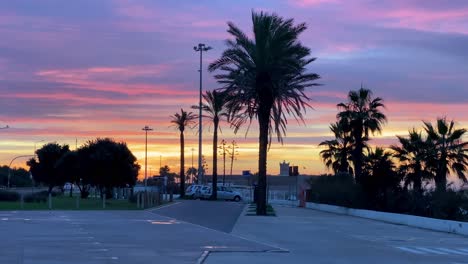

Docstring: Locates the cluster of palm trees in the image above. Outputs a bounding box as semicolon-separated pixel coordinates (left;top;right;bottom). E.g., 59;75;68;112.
170;11;320;215
170;11;465;215
320;88;467;193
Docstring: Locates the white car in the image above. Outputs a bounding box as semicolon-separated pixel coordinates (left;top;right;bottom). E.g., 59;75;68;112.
202;186;243;202
186;185;208;199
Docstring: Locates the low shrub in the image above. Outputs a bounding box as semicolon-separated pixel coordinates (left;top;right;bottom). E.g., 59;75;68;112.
428;190;468;221
0;190;20;201
308;174;366;209
24;192;48;203
306;174;468;222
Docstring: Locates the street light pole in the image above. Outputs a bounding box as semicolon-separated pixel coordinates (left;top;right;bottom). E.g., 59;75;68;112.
142;126;153;188
193;43;212;184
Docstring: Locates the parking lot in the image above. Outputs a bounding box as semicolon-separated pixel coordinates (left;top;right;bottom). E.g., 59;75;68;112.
0;202;274;264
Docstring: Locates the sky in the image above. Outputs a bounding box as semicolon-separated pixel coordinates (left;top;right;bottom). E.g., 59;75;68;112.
0;0;467;178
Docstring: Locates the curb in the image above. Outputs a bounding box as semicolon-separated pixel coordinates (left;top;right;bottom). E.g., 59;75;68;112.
305;202;468;236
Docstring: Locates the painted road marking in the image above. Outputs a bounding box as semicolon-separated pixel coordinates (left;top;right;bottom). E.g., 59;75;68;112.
395;246;468;256
395;246;424;254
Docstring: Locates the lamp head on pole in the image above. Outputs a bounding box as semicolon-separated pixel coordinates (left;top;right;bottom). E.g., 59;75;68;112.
194;43;212;52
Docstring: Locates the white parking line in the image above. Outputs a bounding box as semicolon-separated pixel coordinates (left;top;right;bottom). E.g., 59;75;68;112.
395;246;468;256
435;248;468;255
395;246;424;254
414;247;449;255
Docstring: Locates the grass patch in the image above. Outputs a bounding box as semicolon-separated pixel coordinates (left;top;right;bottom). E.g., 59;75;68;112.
246;204;276;216
0;195;141;210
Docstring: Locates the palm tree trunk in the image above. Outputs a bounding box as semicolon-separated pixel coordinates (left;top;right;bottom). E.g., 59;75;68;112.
257;110;269;216
212;118;219;200
354;133;364;184
435;153;447;192
180;131;185;198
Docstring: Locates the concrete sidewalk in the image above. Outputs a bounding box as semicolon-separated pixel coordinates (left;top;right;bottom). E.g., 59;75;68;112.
204;205;468;263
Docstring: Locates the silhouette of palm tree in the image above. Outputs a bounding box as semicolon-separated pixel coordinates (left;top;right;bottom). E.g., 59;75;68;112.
209;11;320;215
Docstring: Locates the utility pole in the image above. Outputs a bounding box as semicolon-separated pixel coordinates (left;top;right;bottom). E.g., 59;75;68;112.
142;126;153;188
193;43;212;184
227;140;239;176
218;139;227;185
191;147;194;168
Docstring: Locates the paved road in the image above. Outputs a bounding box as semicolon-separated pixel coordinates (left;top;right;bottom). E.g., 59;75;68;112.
206;205;468;264
0;204;274;264
151;200;245;232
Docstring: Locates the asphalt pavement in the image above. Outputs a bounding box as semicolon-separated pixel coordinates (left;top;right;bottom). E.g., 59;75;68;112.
0;202;273;264
149;199;245;232
205;205;468;264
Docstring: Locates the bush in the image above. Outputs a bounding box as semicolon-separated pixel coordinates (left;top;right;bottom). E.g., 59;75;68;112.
306;175;468;222
308;174;366;208
24;190;62;203
24;192;48;203
0;190;20;201
428;190;468;221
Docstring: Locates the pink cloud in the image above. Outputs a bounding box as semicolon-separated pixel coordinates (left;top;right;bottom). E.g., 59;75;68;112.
290;0;340;7
379;8;468;34
35;66;197;96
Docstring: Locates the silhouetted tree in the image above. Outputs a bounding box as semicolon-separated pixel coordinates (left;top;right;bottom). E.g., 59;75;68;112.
193;90;228;199
56;151;81;197
209;11;320;215
319;120;354;176
171;109;197;197
337;87;386;184
391;129;434;193
423;118;467;191
0;166;32;187
78;138;140;198
27;143;70;194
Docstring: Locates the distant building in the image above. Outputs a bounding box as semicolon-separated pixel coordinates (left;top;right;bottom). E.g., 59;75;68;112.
279;160;290;176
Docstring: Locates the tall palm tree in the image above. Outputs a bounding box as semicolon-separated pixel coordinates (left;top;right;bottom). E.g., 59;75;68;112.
319;120;354;175
337;87;386;184
170;109;197;198
423;118;467;191
391;129;434;193
193;90;229;200
209;11;320;215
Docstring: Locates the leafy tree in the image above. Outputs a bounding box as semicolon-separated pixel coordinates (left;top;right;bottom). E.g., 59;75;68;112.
337;87;386;184
423;118;467;191
170;109;197;197
319;121;354;176
78;138;140;198
391;129;435;193
27;143;70;194
56;150;92;198
209;11;320;215
0;166;32;187
193;90;229;199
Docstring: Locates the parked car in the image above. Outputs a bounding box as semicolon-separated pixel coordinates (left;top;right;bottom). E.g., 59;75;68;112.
201;186;243;202
186;185;206;199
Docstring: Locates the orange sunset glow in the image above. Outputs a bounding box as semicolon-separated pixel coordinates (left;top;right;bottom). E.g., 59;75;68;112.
0;0;467;180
